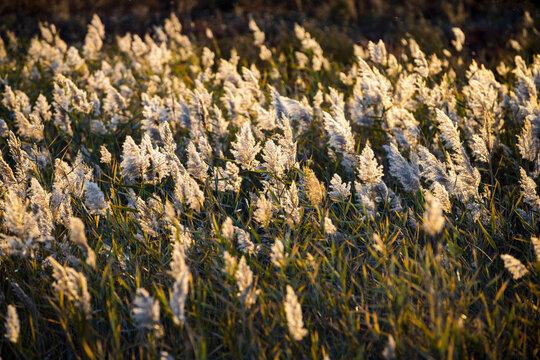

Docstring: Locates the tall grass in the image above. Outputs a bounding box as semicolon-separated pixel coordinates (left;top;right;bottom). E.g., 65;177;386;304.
0;11;539;359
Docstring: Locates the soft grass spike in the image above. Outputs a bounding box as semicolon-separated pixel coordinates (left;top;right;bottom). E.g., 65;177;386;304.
284;285;308;341
501;254;529;280
4;305;19;343
132;288;163;337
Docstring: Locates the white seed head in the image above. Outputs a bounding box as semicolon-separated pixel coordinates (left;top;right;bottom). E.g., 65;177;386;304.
4;305;20;343
284;285;308;341
501;254;528;280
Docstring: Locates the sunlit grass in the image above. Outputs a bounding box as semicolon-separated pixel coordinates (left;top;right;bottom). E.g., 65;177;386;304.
0;12;539;360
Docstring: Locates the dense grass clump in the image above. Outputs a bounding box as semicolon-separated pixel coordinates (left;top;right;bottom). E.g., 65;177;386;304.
0;12;539;359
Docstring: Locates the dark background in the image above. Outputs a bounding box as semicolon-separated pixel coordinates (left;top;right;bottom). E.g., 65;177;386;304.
0;0;538;65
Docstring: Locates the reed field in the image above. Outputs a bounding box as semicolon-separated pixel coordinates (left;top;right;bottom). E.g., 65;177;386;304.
0;10;539;359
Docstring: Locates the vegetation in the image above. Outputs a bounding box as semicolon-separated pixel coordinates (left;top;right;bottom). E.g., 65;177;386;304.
0;11;539;359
